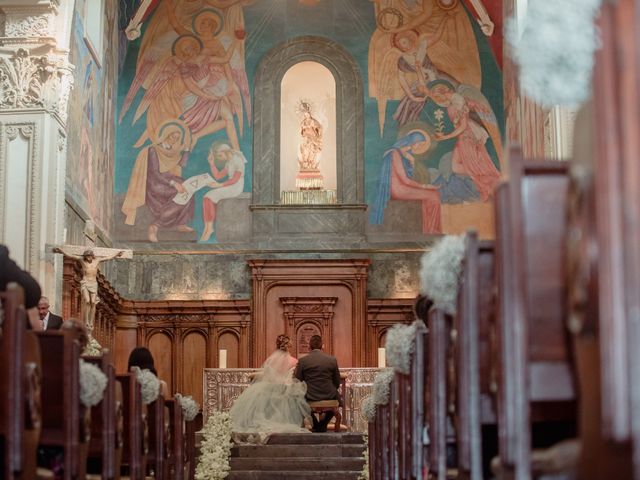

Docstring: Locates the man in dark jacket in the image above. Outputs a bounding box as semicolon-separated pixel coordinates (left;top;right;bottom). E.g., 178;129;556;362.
294;335;341;432
37;296;63;330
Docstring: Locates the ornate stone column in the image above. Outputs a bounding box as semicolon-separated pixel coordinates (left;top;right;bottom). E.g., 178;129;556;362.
0;0;74;308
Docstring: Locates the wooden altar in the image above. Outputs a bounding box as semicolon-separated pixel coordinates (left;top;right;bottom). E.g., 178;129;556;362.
203;368;381;433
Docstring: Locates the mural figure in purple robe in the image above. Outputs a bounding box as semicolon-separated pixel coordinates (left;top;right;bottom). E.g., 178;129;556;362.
122;119;196;242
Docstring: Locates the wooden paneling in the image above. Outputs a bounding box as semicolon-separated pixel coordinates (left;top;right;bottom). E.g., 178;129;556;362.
148;332;173;393
217;331;240;368
182;332;207;406
249;259;370;367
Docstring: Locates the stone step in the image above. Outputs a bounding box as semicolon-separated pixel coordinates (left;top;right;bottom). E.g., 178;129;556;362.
232;444;365;458
265;433;364;445
227;471;363;480
229;456;365;472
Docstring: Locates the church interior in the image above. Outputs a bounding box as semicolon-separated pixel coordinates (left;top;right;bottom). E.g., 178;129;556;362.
1;0;639;478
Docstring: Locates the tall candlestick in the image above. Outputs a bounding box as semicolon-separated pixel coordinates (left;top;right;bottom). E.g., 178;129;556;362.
378;347;386;368
219;349;227;369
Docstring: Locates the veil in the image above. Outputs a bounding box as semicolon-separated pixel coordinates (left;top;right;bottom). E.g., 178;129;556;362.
260;349;296;384
230;348;311;439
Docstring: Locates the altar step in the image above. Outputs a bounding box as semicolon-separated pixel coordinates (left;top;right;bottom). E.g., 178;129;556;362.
227;433;366;480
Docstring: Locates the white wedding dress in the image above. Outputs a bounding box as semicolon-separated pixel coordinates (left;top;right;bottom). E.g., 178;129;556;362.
230;349;311;437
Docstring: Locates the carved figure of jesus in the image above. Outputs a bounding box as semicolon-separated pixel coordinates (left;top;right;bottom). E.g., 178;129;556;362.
53;247;124;334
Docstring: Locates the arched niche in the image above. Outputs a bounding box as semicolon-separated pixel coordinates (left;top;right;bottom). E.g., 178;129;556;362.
252;36;366;242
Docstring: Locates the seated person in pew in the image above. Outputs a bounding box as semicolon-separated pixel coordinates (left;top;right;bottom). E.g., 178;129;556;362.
0;244;42;330
127;346;170;398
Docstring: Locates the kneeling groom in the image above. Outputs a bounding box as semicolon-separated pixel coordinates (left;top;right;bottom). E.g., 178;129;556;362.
294;335;342;432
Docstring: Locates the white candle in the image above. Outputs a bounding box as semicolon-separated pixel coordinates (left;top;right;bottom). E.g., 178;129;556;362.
378;347;386;368
219;349;227;369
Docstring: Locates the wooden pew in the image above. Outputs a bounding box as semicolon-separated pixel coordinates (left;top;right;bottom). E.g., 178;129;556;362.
84;351;123;480
493;151;575;479
454;233;497;480
428;307;451;480
116;373;147;480
164;398;185;480
37;330;90;480
184;414;201;480
0;284;42;480
567;0;640;477
147;395;167;479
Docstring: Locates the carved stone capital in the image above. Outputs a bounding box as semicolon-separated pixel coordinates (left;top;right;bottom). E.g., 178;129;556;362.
0;48;74;123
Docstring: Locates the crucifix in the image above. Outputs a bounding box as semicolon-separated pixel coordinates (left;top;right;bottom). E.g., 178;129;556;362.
53;245;132;352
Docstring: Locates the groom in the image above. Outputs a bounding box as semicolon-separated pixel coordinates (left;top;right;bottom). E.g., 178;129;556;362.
294;335;342;432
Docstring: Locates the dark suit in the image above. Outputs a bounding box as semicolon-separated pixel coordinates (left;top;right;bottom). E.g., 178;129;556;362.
45;313;63;330
294;349;341;403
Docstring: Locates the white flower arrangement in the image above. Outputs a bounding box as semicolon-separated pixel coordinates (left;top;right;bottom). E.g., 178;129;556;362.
195;411;233;480
130;366;160;405
361;395;377;423
385;322;418;375
358;434;369;480
83;336;103;356
506;0;602;107
176;393;200;422
363;369;396;423
79;359;108;407
372;368;395;407
420;235;466;315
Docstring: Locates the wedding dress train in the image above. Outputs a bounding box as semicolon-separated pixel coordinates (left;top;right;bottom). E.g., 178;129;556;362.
230;349;311;437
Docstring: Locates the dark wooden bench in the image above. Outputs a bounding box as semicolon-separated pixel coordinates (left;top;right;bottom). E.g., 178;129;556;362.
0;284;42;479
147;394;167;479
116;373;147;479
428;307;452;480
164;398;185;480
84;350;123;479
454;233;497;480
493;151;576;478
36;330;89;480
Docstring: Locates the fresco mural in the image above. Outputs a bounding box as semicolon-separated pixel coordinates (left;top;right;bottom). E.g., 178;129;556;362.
67;0;119;237
116;0;503;243
367;0;503;236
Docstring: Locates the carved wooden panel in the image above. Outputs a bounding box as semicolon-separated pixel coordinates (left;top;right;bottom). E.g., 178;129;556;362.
280;297;337;357
203;367;381;433
249;260;370;367
366;298;416;366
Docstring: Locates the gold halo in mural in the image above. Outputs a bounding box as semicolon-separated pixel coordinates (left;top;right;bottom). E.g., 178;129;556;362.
192;9;224;38
437;0;459;11
171;34;204;58
377;7;404;31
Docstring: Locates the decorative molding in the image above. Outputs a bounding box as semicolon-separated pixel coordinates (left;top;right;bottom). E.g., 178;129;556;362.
0;48;74;123
5;14;51;38
0;121;40;273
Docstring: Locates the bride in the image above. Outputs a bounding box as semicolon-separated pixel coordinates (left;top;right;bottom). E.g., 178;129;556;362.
230;334;311;434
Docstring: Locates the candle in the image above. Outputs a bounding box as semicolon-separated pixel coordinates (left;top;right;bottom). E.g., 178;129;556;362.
219;349;227;369
378;347;386;368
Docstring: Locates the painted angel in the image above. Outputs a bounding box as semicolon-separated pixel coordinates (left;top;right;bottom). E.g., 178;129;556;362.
118;0;252;149
427;79;503;202
369;0;494;135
